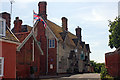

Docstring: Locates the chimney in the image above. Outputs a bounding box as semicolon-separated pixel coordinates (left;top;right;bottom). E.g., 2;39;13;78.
75;26;82;41
38;1;47;20
0;12;11;29
61;17;68;31
13;17;22;33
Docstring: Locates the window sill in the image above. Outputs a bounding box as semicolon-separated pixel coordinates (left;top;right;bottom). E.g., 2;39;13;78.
49;47;55;48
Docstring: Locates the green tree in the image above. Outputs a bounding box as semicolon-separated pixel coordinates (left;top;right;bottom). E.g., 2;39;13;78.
90;61;105;73
108;17;120;48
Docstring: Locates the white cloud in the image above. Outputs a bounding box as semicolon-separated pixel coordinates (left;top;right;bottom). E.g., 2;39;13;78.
90;41;101;48
91;9;105;21
49;17;61;26
73;8;116;22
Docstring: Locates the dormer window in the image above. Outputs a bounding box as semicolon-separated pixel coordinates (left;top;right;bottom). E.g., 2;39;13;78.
0;18;6;36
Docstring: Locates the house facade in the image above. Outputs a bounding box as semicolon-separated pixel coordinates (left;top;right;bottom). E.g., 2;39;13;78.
36;1;91;74
12;17;44;78
1;1;91;78
0;12;19;79
13;1;91;77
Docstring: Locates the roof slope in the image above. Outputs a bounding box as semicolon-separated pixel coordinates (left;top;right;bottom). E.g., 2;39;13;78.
47;20;77;47
1;26;19;42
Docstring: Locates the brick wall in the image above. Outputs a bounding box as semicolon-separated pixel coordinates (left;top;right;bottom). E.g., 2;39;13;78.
16;36;42;78
1;41;16;78
48;39;57;74
105;50;120;77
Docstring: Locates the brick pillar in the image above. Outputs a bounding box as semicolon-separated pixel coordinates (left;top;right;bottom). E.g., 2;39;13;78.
61;17;68;31
38;1;47;20
13;17;22;33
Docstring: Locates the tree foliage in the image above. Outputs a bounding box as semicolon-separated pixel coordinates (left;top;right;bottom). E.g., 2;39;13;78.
90;61;104;73
108;17;120;49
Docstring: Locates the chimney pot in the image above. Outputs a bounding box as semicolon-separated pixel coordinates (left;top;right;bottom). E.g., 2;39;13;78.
75;26;82;41
13;17;22;33
38;1;47;20
61;17;68;31
16;17;19;20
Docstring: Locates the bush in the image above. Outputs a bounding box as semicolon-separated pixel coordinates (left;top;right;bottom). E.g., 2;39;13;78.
105;75;114;79
90;61;105;73
100;65;108;79
100;65;114;80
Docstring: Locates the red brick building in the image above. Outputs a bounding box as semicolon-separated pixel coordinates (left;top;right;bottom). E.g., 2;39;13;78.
105;48;120;77
0;1;91;78
0;12;19;79
11;1;91;78
12;17;44;78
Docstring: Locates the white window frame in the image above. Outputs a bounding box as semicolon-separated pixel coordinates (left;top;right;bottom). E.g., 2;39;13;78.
0;57;4;77
0;17;6;37
49;39;55;48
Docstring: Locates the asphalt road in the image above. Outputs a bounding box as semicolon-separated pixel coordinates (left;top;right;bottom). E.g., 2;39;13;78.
63;73;100;78
41;73;100;80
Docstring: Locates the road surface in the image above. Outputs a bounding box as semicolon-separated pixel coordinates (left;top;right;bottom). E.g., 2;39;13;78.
41;73;100;80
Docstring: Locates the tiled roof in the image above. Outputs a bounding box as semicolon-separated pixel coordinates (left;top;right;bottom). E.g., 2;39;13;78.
12;25;32;33
80;41;85;48
47;20;63;41
1;26;19;42
72;38;79;46
59;31;67;41
85;44;91;53
47;20;77;47
24;25;32;32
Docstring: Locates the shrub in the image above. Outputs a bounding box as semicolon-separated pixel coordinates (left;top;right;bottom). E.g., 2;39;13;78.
105;75;114;79
100;65;108;79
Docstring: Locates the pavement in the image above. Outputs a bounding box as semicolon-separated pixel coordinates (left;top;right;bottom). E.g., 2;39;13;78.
39;73;100;80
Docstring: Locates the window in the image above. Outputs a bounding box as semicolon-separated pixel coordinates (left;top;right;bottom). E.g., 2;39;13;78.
74;49;78;53
86;52;88;56
80;51;85;60
0;57;4;77
49;39;55;48
0;18;6;36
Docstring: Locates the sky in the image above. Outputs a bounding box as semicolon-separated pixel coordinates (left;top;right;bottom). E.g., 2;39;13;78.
0;0;119;63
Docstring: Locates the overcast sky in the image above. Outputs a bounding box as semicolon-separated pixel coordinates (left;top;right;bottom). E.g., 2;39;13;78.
0;0;119;63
